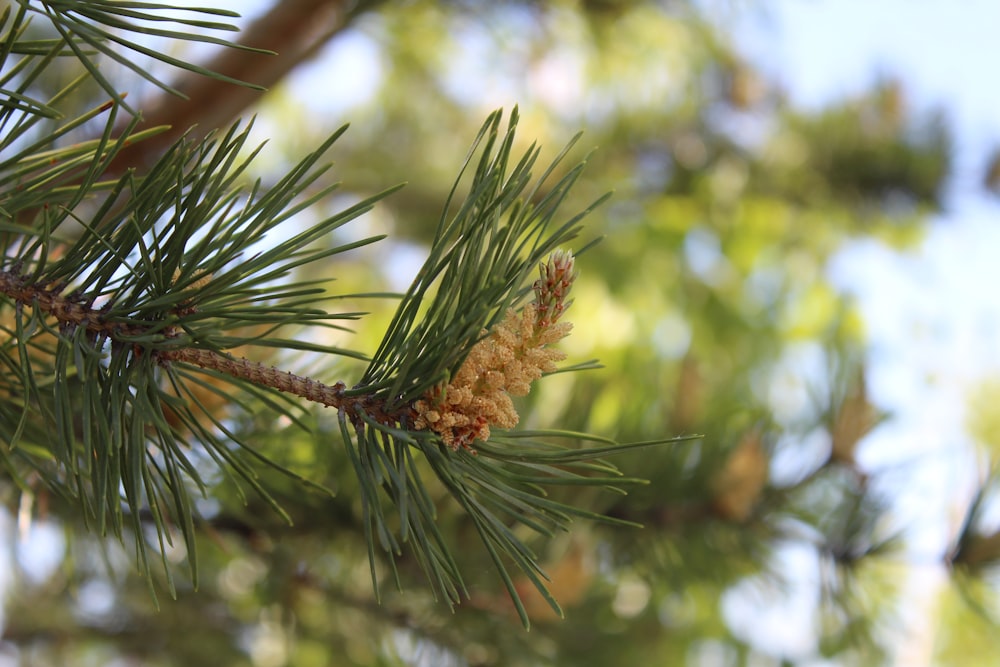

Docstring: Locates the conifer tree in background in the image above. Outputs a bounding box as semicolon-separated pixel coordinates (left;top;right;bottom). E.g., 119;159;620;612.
1;2;997;666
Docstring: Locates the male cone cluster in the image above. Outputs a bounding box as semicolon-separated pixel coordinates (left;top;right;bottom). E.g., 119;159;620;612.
414;251;576;449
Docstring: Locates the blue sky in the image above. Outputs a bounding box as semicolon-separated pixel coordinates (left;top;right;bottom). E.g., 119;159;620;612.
732;0;1000;489
720;2;1000;660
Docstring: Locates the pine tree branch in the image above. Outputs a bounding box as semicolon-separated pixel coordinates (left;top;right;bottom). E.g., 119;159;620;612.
2;0;686;626
106;0;385;175
0;267;407;427
2;101;687;625
162;348;347;407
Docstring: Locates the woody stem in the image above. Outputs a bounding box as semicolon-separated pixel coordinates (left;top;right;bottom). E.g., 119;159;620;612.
0;269;395;423
157;348;349;409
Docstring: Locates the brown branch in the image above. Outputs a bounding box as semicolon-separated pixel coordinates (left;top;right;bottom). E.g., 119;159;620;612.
156;349;413;429
0;269;408;427
0;271;111;333
161;347;348;409
107;0;384;175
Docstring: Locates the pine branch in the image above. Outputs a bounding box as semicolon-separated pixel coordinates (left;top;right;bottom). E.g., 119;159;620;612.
2;4;694;626
0;108;395;594
0;270;353;404
1;105;694;626
17;1;259;107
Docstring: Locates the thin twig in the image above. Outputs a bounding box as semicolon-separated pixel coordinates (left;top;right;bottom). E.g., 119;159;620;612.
0;268;389;422
160;347;348;409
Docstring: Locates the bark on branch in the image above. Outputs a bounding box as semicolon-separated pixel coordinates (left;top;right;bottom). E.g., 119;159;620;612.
0;268;408;428
107;0;382;175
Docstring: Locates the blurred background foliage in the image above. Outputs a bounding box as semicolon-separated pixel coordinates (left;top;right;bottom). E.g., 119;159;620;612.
4;0;999;665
